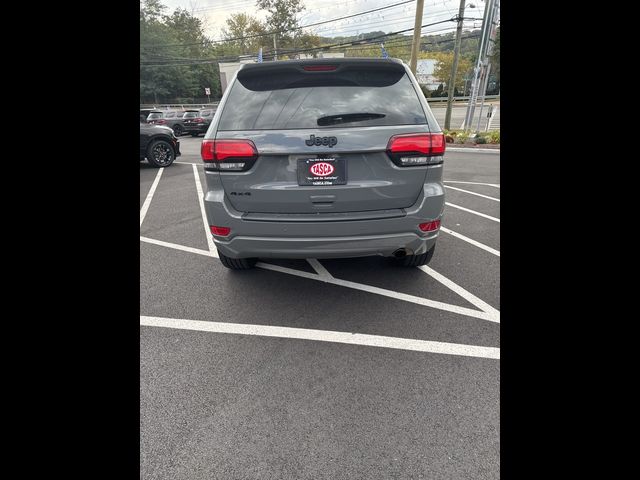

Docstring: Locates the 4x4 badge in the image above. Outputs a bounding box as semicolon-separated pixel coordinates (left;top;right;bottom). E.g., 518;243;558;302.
305;134;337;148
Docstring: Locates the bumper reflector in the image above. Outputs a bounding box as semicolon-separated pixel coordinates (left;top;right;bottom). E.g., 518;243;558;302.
419;220;441;232
210;226;231;236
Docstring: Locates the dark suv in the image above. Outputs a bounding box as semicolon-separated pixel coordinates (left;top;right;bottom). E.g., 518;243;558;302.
201;58;445;269
140;123;181;167
183;109;215;137
147;110;186;136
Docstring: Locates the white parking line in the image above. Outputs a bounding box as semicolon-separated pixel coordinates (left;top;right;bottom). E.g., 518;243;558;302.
140;236;212;257
440;227;500;257
141;236;499;323
444;180;500;188
419;266;500;320
307;259;333;278
140;168;164;227
257;262;499;323
192;164;218;258
444;185;500;202
446;202;500;223
140;315;500;360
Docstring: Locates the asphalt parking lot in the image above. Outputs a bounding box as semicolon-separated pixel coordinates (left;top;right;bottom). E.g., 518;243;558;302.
140;136;500;480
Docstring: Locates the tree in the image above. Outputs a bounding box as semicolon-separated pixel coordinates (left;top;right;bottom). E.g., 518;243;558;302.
140;0;221;102
489;27;499;88
256;0;305;48
222;13;267;55
430;51;473;91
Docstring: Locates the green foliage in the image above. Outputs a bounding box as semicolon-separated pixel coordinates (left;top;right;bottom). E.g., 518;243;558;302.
474;136;487;144
489;27;499;83
454;131;470;144
430;51;473;91
487;130;500;144
222;13;267;55
140;0;220;103
256;0;305;48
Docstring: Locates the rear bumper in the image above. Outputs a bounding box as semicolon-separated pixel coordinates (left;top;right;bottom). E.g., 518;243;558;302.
215;232;437;259
204;169;445;259
184;124;208;134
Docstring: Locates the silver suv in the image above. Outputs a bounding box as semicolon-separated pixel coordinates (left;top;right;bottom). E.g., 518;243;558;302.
201;58;445;269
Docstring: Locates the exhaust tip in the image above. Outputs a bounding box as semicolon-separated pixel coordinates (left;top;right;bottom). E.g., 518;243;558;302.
393;249;407;259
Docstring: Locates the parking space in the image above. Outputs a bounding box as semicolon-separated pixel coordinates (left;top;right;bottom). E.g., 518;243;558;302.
140;137;500;479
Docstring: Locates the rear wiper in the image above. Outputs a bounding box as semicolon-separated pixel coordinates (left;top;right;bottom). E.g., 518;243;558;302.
317;112;386;126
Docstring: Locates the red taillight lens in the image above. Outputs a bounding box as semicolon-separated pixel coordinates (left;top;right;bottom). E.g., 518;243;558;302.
156;119;167;124
202;139;258;171
194;117;204;123
214;140;257;161
388;133;446;156
303;65;337;71
201;139;215;161
419;220;441;232
210;225;230;236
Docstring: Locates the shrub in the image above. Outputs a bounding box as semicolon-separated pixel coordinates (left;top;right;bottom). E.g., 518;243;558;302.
455;131;470;143
487;131;500;143
475;136;487;144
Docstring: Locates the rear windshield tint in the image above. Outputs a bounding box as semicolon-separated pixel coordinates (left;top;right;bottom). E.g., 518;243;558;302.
147;112;163;119
218;71;426;131
183;112;198;118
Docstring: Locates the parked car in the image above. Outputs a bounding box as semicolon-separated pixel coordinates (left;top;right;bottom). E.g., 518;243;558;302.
201;58;445;269
182;109;215;137
140;123;181;167
140;108;156;123
146;110;186;137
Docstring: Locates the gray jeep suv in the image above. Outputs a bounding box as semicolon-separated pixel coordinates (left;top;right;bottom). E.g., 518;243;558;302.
201;58;445;269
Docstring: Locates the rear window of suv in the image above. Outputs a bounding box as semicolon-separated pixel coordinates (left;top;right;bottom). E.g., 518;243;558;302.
183;112;198;118
147;112;163;120
218;68;426;131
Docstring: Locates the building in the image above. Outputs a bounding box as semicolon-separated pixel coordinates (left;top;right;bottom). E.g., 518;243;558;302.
415;59;441;91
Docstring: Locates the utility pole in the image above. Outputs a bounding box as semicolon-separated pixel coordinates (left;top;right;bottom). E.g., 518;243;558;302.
273;34;278;61
444;0;467;130
463;0;494;131
475;0;499;131
409;0;425;74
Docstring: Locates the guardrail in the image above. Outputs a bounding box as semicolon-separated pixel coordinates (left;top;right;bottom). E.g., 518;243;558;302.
427;95;500;103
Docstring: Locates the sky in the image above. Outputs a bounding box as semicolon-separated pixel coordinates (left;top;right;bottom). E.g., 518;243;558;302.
156;0;488;41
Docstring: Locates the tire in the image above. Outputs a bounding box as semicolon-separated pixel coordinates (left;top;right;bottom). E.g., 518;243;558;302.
146;139;175;167
217;249;257;270
397;245;436;267
172;124;184;136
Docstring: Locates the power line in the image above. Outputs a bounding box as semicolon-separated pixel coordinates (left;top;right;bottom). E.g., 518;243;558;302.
141;0;416;49
141;17;456;65
141;26;480;68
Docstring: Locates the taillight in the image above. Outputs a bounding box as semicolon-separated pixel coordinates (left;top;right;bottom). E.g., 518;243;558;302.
156;119;167;124
201;139;258;171
387;133;446;167
194;117;204;123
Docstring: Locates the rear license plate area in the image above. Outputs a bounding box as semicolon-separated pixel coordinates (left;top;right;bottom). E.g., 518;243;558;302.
297;158;346;186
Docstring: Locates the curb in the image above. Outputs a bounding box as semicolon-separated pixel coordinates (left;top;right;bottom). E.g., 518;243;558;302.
447;147;500;154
